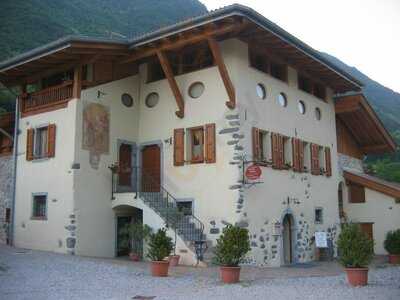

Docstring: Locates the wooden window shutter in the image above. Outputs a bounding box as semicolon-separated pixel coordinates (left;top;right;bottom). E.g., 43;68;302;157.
173;128;185;166
205;123;216;163
271;133;279;169
26;128;34;161
252;127;260;161
292;138;300;172
47;124;56;158
310;143;320;175
325;147;332;177
349;183;365;203
278;134;284;169
298;140;304;172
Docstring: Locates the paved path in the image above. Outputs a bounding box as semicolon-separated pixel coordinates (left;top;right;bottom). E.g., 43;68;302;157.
0;245;399;300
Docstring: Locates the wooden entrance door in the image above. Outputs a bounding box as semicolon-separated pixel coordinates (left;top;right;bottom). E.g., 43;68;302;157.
359;223;374;241
141;145;161;192
282;214;293;264
119;143;132;187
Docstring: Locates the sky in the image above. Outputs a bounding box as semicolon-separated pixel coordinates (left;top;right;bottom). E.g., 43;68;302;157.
201;0;400;93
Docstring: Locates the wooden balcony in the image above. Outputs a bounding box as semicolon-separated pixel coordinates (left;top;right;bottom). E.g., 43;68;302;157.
20;80;74;117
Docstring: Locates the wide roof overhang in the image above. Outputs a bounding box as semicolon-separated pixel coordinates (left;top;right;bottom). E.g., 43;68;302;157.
335;93;396;154
0;4;362;92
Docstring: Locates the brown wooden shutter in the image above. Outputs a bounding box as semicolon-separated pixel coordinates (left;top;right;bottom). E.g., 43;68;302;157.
252;127;260;161
271;133;279;169
278;134;284;169
26;128;34;161
205;123;216;163
173;128;185;166
349;183;365;203
298;140;304;172
47;124;56;158
325;147;332;177
292;138;298;172
310;143;320;175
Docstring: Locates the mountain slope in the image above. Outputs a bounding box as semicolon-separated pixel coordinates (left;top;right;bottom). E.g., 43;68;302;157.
0;0;207;61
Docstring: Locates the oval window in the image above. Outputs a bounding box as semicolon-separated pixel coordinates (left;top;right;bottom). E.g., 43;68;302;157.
277;93;287;107
188;82;205;98
121;93;133;107
315;107;322;120
145;92;159;108
298;100;306;114
256;83;266;99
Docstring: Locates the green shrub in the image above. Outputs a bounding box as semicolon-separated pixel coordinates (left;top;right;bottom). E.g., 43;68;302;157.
147;228;173;261
337;223;374;268
384;229;400;255
213;225;251;267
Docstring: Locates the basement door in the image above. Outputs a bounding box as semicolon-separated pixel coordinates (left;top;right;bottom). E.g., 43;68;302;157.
116;216;132;256
141;144;161;192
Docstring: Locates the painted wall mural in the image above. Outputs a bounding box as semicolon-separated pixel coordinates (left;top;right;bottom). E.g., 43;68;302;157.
82;102;110;169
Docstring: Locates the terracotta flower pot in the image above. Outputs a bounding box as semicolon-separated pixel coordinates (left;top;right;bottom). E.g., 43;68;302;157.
220;266;241;284
150;261;170;277
345;268;369;286
388;254;400;264
129;253;140;262
168;255;180;267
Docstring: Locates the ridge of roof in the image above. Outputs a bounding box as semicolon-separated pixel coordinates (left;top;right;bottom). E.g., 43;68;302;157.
0;3;362;88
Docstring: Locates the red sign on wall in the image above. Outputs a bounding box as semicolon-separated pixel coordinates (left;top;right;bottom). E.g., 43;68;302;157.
245;164;262;180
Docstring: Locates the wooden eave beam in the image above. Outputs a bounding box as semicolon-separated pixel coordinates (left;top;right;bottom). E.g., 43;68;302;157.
156;50;184;118
207;37;235;109
343;171;400;199
120;21;248;64
335;98;361;114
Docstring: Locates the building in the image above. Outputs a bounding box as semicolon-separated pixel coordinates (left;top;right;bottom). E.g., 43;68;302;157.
0;4;398;266
0;112;14;244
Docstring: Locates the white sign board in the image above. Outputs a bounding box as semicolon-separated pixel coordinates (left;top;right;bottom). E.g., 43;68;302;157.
315;231;328;248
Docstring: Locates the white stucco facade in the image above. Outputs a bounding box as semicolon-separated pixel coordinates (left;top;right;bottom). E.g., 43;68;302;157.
12;37;396;266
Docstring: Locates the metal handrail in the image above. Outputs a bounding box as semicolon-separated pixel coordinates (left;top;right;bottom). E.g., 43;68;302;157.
110;165;205;243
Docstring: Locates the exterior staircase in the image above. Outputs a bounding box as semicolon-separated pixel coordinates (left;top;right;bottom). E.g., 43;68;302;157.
138;170;208;263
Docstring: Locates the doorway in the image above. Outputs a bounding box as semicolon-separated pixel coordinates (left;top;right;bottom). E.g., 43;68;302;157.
141;144;161;192
282;214;294;265
117;141;137;192
115;206;144;257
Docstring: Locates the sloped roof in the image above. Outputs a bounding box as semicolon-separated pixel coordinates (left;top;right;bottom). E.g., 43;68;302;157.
0;4;362;91
344;169;400;199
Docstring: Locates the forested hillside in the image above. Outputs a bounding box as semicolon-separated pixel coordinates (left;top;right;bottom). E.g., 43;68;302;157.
0;1;399;181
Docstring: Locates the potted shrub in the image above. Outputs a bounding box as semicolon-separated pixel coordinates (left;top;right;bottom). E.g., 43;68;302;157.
337;223;374;286
384;229;400;264
147;228;173;277
213;224;251;284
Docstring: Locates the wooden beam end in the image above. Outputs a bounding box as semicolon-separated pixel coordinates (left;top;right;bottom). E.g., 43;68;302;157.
175;110;184;119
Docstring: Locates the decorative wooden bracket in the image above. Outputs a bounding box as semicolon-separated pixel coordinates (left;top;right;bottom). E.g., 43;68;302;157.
156;50;184;118
207;37;235;109
72;66;82;99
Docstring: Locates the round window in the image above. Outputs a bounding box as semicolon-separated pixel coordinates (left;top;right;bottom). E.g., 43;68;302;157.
298;100;306;114
277;93;287;107
188;82;205;98
315;107;322;120
121;93;133;107
145;92;159;108
256;83;266;99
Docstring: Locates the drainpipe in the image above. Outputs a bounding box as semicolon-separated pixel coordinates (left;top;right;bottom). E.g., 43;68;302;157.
9;96;20;246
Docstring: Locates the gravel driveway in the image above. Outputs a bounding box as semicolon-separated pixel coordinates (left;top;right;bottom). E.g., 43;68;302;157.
0;245;399;300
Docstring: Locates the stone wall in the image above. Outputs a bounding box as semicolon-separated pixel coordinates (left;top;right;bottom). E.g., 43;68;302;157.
0;154;13;244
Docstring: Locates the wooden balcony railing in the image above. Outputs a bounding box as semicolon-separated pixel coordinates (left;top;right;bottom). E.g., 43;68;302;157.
20;80;74;116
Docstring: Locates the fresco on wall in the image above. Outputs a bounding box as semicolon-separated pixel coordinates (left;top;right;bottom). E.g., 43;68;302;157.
82;102;110;169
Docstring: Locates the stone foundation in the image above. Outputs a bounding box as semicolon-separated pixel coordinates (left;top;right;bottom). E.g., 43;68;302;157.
0;155;13;244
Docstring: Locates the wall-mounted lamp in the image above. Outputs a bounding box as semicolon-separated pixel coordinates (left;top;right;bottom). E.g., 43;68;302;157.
164;137;172;145
97;90;107;99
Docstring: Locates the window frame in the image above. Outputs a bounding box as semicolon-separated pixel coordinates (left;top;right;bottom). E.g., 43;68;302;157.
33;125;49;160
31;193;48;220
188;126;205;164
314;207;323;224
